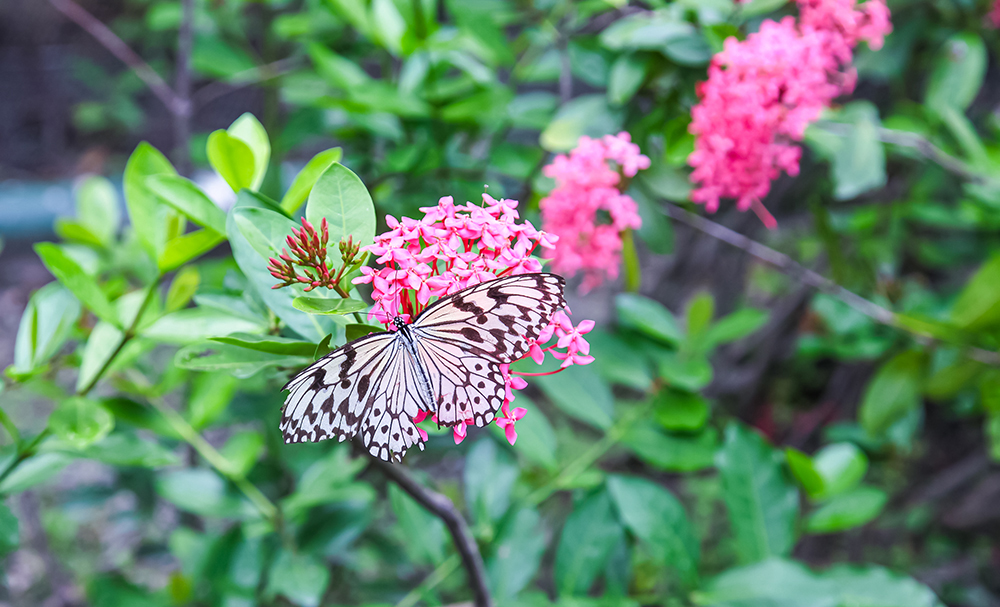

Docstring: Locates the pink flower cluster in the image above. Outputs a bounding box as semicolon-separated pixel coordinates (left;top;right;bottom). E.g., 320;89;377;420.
688;0;892;227
990;1;1000;28
353;194;595;446
540;133;649;291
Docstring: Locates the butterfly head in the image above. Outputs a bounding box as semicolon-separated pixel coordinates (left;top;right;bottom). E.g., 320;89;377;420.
392;316;408;330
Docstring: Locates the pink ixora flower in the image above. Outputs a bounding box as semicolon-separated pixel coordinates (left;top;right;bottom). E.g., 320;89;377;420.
540;132;649;292
688;0;892;228
353;193;596;448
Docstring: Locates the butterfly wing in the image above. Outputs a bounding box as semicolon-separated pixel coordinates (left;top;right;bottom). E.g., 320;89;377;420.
281;331;428;461
411;273;566;426
413;273;567;363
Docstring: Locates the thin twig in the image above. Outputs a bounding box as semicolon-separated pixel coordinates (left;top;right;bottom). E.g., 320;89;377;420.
396;554;461;607
192;57;302;108
814;120;994;184
366;456;492;607
662;202;1000;366
48;0;184;116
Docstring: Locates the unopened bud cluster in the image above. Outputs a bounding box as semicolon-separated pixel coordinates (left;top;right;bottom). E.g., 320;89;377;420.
267;218;362;292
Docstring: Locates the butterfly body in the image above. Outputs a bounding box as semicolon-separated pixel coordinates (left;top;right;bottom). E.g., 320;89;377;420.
280;273;566;462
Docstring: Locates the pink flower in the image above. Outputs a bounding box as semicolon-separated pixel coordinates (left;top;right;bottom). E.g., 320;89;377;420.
990;1;1000;28
688;0;892;227
354;193;597;453
540;133;648;291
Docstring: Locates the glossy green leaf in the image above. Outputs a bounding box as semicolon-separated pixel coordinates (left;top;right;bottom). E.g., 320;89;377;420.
158;229;225;272
925;33;986;115
306;162;377;253
210;333;318;356
35;242;119;326
280;147;343;214
75;175;121;247
292;297;368;315
716;423;799;564
147;174;227;234
142;308;266;344
49;396;114;449
488;508;547;600
607;474;699;584
653;389;709;432
208;130;256;193
265;549;330;607
785;448;826;500
811;442;868;499
227;113;271;191
165;266;200;313
175;342;312;378
123;142;179;259
345;323;381;341
804;485;887;534
12;282;81;376
389;483;446;565
859;350;926;436
615;293;682;346
555;489;624;596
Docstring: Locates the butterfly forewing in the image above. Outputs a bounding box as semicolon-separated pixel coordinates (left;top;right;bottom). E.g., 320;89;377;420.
280;272;567;461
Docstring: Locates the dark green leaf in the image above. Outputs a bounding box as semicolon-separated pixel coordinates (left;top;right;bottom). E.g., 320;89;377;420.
491;395;557;470
804;486;887;534
280;148;343;214
49;396;114;449
292;297;368;315
210;333;319;356
656;351;713;392
622;425;718;472
346;323;382;341
607;474;699;584
859;350;926;436
555;489;624;596
716;423;799;564
586;330;654;391
265;549;330;607
653;389;709;432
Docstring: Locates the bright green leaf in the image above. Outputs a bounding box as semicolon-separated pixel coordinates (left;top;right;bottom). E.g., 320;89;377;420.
12;282;81;376
165;266;200;313
804;486;887;534
75;175;121;247
859;350;926;436
76;321;124;394
123;142;178;260
227;113;271;191
188;371;239;429
210;333;318;357
292;297;367;315
158;229;225;272
306;162;377;253
653;389;709;432
147;174;227;234
280;148;343;214
49;396;114;449
35;242;119;326
615;293;682;346
208;130;257;193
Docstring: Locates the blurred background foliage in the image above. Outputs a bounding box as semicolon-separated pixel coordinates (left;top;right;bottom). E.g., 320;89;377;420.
3;0;1000;606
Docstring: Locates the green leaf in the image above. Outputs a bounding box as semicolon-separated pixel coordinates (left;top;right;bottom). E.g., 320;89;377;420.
621;229;641;292
292;297;368;316
208;130;257;193
265;549;330;607
53;219;104;248
12;282;81;376
615;293;682;346
586;330;654;391
685;292;715;339
0;503;19;555
306;163;377;252
826;102;887;201
389;483;447;565
656;351;713;392
622;425;718;472
227;113;271;192
715;423;799;564
165;266;200;313
147;174;227;234
281;447;371;517
600;11;693;51
75;175;121;247
0;449;73;494
82;432;180;467
465;439;518;525
34;242;119;326
811;443;868;499
785;448;826;500
49;396;114;449
345;323;382;341
491;395;557;470
488;508;547;600
280;148;343;214
156;469;252;518
950;253;1000;330
371;0;406;55
607;474;699;585
175;342;312;378
540;95;623;152
653;389;709;432
158;229;226;272
555;489;625;596
804;486;887;534
694;558;943;607
925;32;986;115
142;308;266;345
220;430;264;477
123;142;179;260
186;372;237;432
704;308;769;348
76;321;124;394
607;54;648;106
859;350;926;436
100;398;180;439
534;366;614;430
210;333;319;357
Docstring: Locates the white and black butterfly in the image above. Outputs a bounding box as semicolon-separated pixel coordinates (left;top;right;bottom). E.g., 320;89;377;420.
280;273;567;462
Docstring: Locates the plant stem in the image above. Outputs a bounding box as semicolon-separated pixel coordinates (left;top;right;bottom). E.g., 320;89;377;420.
367;455;492;607
395;554;460;607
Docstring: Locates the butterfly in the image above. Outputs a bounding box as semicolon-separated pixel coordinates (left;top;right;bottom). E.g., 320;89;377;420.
280;272;567;462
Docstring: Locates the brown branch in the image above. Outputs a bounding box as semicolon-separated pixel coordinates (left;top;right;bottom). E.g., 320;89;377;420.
48;0;184;116
366;454;492;607
662;201;1000;366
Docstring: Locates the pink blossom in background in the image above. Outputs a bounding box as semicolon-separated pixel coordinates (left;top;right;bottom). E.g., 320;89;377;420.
353;194;595;446
688;0;892;227
540;132;649;291
989;0;1000;28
